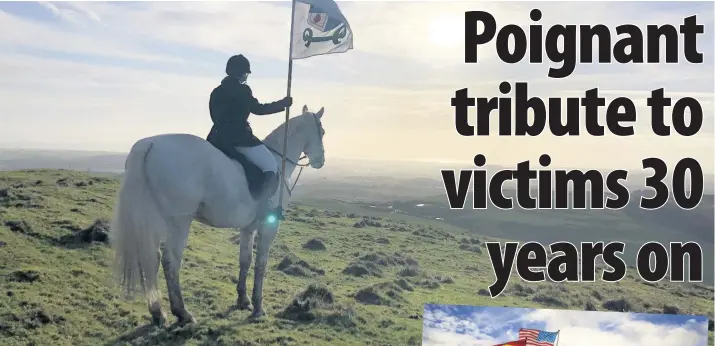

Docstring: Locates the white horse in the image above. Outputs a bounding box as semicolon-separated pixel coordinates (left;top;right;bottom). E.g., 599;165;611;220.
110;105;326;325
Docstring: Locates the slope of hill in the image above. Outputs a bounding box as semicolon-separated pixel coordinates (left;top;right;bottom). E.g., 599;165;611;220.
334;191;715;285
0;170;713;346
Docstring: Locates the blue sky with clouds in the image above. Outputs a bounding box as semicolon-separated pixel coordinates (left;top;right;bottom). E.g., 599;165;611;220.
422;304;710;346
1;1;713;172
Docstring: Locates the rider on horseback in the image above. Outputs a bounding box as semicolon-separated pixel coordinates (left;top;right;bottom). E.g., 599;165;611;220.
207;54;292;223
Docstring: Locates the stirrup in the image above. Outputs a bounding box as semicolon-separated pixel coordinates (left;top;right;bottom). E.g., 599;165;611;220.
272;205;285;221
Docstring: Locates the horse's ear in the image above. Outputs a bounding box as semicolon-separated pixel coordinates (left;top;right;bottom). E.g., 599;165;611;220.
302;105;308;113
316;107;324;118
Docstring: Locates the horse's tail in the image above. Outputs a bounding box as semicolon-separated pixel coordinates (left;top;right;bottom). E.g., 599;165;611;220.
110;138;166;303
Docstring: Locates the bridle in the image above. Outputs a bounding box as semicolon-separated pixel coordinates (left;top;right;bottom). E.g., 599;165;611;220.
264;112;325;197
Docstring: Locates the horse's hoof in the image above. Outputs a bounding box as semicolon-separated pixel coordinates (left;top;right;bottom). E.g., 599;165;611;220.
237;294;252;310
236;298;252;311
151;313;167;327
177;311;197;325
250;310;265;319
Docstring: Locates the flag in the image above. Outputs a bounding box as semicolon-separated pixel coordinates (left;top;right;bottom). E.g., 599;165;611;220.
518;328;559;346
290;0;353;59
493;339;528;346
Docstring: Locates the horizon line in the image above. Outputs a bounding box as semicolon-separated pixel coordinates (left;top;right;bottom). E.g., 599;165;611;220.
2;147;714;177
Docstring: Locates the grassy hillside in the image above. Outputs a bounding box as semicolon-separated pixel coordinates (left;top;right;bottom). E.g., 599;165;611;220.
313;191;715;285
0;170;713;346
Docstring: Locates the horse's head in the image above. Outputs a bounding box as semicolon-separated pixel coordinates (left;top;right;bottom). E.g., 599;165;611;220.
299;105;326;169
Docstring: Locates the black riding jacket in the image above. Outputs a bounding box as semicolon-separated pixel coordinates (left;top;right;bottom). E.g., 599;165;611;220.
207;76;287;147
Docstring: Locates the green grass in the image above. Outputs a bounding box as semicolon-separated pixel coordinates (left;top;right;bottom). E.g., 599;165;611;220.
0;170;713;345
301;190;715;285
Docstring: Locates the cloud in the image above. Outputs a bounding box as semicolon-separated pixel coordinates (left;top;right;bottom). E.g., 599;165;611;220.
0;5;179;63
36;1;100;26
423;305;502;346
522;309;709;346
0;1;712;171
422;305;709;346
7;1;713;78
0;50;447;154
422;327;498;346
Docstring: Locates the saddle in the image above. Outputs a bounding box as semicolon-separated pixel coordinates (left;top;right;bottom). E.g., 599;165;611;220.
206;133;279;201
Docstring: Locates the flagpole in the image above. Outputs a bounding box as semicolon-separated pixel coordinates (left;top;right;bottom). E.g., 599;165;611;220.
554;329;560;346
278;0;297;214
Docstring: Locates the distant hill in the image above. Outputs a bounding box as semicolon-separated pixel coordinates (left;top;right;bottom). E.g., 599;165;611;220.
3;149;713;191
0;149;126;173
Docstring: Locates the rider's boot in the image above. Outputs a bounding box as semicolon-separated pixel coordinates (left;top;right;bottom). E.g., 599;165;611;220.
255;171;280;223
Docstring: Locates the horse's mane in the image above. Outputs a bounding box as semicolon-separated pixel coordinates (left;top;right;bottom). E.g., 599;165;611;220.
263;112;312;147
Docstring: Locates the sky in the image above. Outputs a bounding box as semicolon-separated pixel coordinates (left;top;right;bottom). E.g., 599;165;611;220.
422;304;710;346
0;1;713;173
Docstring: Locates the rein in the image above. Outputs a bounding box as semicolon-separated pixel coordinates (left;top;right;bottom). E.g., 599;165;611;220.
265;145;309;197
263;112;325;198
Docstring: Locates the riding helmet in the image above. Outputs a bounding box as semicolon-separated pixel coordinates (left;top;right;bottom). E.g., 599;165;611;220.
226;54;251;76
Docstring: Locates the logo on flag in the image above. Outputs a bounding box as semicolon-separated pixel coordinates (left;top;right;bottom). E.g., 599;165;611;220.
303;5;348;48
307;6;334;32
291;0;353;59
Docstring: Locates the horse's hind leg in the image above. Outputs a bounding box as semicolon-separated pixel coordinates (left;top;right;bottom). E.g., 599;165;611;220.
148;249;167;326
251;224;279;318
236;226;256;310
161;217;196;324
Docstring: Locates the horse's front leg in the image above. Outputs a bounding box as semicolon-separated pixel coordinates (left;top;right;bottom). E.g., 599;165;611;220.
251;223;279;318
236;226;256;310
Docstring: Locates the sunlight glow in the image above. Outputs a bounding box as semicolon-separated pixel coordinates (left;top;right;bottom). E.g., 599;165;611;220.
427;16;463;48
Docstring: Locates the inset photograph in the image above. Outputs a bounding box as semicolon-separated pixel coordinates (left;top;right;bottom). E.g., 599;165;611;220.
422;304;709;346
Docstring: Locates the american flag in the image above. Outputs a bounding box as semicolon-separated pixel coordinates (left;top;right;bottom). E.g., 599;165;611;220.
518;328;559;346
